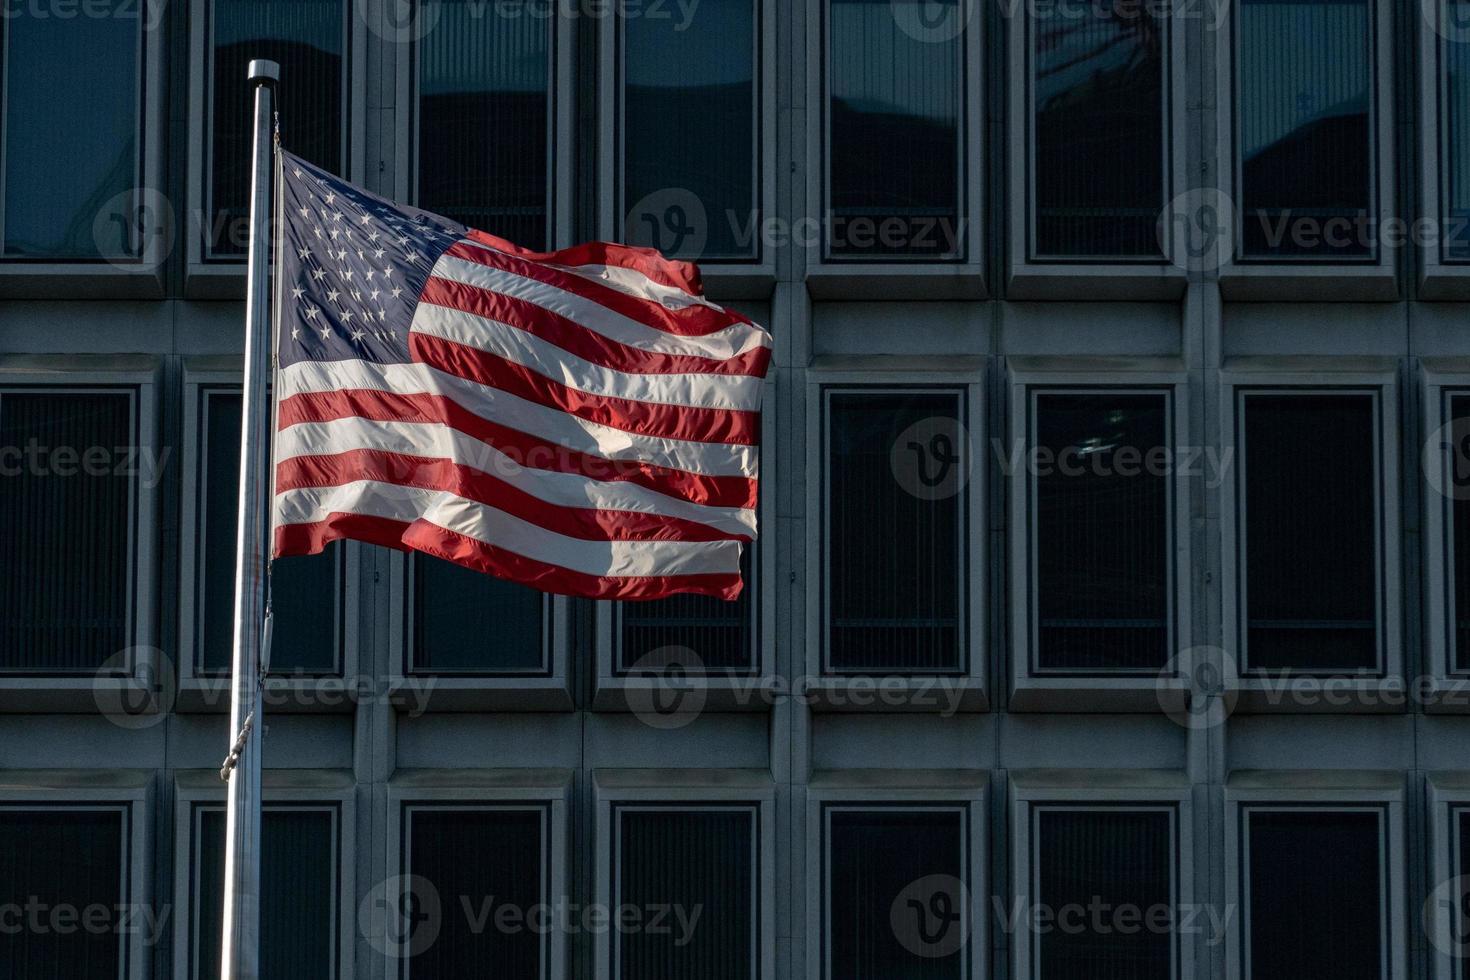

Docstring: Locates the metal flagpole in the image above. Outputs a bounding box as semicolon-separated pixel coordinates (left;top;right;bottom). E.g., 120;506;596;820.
219;57;278;980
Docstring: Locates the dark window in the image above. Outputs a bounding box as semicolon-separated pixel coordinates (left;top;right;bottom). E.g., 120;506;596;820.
0;807;126;976
1452;395;1470;672
622;0;756;261
201;389;338;675
1237;0;1374;259
1035;808;1173;978
1245;808;1384;980
617;807;755;980
1031;5;1165;257
827;0;962;259
411;555;545;673
0;391;133;672
826;391;964;673
2;4;140;257
1459;807;1470;885
1033;392;1170;671
405;807;545;978
417;0;549;249
193;806;337;979
1240;392;1378;672
210;0;344;257
1446;2;1470;261
619;544;756;674
827;807;966;979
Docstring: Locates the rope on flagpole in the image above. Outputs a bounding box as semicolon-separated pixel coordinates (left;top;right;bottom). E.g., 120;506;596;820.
219;607;272;782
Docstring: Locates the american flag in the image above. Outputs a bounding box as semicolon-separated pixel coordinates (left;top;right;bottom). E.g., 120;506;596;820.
270;151;771;600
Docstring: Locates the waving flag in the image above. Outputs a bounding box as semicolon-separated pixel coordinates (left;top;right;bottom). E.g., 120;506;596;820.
271;151;771;600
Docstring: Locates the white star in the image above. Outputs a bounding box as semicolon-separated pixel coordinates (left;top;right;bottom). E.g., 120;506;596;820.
378;309;389;321
373;248;385;259
357;249;366;260
311;268;327;281
291;326;302;341
351;289;362;301
369;288;381;301
292;167;303;178
313;226;324;239
324;192;335;205
341;309;355;323
297;205;310;218
304;305;320;321
368;230;380;242
297;246;311;259
326;288;340;303
364;268;376;282
405;251;420;263
382;266;395;279
318;324;332;339
329;228;341;240
390;286;403;299
359;214;372;225
341;268;354;281
351;327;367;341
331;211;344;223
290;286;304;300
397;235;410;247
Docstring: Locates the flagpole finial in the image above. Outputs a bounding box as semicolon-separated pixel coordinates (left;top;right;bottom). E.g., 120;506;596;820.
247;58;279;84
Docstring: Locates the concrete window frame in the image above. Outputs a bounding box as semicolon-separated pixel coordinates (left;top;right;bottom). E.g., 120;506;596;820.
1426;772;1470;980
802;0;986;300
0;356;162;713
170;769;357;980
804;363;988;712
1222;770;1407;980
0;0;167;299
1009;769;1194;980
186;0;368;298
1422;362;1470;710
1003;1;1188;300
592;768;776;980
804;769;987;980
1213;0;1398;300
176;361;363;713
384;768;574;980
596;0;779;299
0;769;155;980
1218;360;1404;710
1416;3;1470;300
1005;358;1194;712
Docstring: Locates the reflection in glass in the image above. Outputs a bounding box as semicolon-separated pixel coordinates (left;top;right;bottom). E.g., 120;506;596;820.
828;0;961;259
1444;0;1470;260
418;0;549;249
1033;6;1165;257
1237;0;1373;259
2;4;138;257
623;0;755;260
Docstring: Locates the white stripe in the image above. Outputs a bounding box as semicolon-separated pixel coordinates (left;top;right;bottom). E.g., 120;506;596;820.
277;358;757;477
410;302;762;412
274;482;742;578
276;416;758;537
431;252;771;362
551;262;726;313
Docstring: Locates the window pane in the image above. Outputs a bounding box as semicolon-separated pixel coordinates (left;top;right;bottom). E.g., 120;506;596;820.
404;807;544;977
0;808;125;976
1034;392;1169;671
1238;0;1373;259
0;392;132;671
619;545;755;673
617;808;754;980
412;555;544;672
211;0;343;257
201;391;338;674
1;4;139;258
417;0;549;249
828;391;963;672
1459;807;1470;881
1453;395;1470;672
194;807;336;979
1246;809;1383;980
828;808;965;979
1036;808;1172;978
1447;2;1470;261
623;0;755;261
827;0;961;259
1241;393;1378;671
1032;6;1165;257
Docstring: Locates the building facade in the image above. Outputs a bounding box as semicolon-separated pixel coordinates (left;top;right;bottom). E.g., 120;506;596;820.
2;0;1470;977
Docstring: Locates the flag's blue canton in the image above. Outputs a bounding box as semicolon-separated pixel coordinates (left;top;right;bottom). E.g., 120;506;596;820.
277;151;468;369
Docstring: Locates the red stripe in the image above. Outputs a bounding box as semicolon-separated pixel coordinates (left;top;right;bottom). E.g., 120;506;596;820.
463;229;706;298
276;388;758;509
275;512;745;600
276;449;747;543
409;332;760;446
444;240;754;339
418;276;772;378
